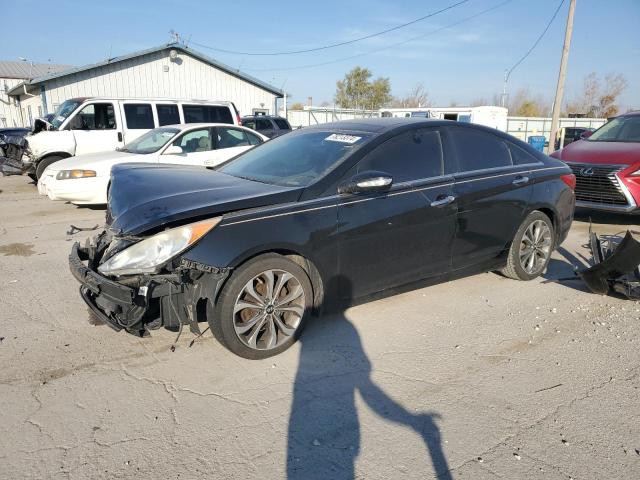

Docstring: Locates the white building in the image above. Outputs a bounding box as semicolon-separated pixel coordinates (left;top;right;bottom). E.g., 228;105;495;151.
6;43;283;127
0;61;72;127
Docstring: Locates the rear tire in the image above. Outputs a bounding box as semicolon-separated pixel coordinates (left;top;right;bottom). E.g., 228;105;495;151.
209;254;313;359
501;211;554;281
35;155;66;180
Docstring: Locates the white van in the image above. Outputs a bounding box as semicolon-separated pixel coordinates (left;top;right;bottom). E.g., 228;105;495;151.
23;97;241;179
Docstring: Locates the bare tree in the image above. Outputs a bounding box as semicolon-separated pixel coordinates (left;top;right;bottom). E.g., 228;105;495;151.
290;102;304;111
470;98;488;107
566;72;627;117
391;83;431;108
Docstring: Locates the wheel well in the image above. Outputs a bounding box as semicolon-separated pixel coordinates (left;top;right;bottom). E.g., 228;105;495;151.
536;207;557;239
221;249;325;313
39;152;71;163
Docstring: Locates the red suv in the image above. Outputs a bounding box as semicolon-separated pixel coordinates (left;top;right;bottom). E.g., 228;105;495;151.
550;111;640;213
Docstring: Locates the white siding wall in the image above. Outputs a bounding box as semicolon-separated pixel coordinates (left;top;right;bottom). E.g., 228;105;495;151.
0;78;27;127
39;50;277;117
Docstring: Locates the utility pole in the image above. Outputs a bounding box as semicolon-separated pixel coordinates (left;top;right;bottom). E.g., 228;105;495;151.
548;0;576;153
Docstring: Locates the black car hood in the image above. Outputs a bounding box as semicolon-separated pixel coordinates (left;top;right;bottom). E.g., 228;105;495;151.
108;163;302;235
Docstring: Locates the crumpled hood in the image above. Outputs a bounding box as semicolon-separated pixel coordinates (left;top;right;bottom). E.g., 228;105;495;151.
552;139;640;166
108;163;302;235
48;151;143;174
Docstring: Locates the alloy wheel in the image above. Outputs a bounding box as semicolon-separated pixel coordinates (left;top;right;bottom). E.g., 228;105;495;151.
233;269;306;350
519;219;552;275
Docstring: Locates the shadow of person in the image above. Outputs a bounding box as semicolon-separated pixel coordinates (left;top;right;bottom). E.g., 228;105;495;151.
287;276;452;480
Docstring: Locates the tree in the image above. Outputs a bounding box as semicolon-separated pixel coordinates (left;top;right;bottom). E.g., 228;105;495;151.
391;83;431;108
335;67;392;110
290;102;304;111
566;72;627;117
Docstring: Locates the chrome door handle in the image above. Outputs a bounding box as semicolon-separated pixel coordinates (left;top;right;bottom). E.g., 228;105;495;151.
512;176;530;186
430;195;456;207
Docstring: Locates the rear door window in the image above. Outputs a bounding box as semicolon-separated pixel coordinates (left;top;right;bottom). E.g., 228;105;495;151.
354;128;444;183
216;127;262;148
124;104;154;129
183;105;233;124
507;142;540;165
448;127;512;172
242;119;257;130
157;104;180;126
255;118;273;131
274;118;291;130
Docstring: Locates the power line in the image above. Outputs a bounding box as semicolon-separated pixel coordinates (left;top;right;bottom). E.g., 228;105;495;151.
190;0;470;56
246;0;513;72
505;0;565;82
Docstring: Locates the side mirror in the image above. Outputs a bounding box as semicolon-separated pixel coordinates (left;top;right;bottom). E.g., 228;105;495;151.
338;171;393;195
580;130;593;139
163;145;184;155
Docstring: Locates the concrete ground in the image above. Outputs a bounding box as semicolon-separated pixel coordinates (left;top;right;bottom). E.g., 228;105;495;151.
0;175;639;480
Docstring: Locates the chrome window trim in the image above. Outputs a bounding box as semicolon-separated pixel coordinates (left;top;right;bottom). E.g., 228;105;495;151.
220;166;568;227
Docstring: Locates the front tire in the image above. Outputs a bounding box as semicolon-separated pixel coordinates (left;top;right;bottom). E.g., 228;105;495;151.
209;254;313;359
35;155;66;180
501;211;554;281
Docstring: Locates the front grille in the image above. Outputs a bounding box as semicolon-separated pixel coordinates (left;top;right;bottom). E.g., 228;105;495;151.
566;162;629;207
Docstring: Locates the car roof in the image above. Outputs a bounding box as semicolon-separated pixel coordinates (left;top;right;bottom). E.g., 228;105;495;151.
620;110;640;118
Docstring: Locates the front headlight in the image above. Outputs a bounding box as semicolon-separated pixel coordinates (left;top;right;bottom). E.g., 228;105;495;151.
56;169;96;180
98;218;221;276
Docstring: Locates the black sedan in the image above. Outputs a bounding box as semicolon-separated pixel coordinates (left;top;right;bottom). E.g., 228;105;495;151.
70;119;575;359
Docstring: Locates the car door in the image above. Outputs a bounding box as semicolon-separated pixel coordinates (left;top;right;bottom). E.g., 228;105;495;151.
336;127;457;297
445;126;533;269
203;127;263;167
161;127;216;166
68;102;123;155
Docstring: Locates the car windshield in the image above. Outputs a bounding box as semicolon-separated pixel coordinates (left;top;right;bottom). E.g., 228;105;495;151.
50;99;83;129
218;130;370;187
119;127;180;154
588;116;640;143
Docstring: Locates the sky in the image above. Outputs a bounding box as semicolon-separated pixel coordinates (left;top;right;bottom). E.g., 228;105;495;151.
2;0;639;110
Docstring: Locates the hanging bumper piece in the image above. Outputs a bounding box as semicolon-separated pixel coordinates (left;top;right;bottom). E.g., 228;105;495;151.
580;228;640;300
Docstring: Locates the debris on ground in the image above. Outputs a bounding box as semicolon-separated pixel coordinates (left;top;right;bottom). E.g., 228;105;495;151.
580;228;640;300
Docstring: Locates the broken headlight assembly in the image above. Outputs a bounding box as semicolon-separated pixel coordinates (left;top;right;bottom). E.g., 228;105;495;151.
98;218;220;276
56;169;97;180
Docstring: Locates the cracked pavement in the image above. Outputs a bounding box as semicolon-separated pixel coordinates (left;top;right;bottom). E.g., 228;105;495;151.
1;175;639;479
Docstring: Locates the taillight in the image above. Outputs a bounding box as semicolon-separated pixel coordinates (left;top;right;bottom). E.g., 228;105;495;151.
561;173;576;190
236;113;242;125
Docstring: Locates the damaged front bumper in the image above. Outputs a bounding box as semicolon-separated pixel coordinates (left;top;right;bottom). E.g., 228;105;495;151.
69;240;230;337
0;134;31;176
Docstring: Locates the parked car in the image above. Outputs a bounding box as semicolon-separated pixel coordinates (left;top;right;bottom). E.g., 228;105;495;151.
0;127;31;138
16;97;243;180
554;127;595;151
37;123;266;205
551;111;640;213
241;115;292;138
70;118;575;358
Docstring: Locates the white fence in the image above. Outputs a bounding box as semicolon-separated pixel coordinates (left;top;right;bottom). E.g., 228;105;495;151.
506;116;606;142
283;108;379;129
282;107;607;143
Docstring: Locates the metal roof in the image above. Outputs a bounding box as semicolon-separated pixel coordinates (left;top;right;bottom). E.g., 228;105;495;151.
19;43;283;97
0;61;73;79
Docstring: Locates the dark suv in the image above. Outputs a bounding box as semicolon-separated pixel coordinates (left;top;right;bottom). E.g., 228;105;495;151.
242;115;292;138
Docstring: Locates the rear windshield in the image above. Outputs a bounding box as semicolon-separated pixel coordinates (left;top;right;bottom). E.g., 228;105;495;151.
588;116;640;143
218;130;370;187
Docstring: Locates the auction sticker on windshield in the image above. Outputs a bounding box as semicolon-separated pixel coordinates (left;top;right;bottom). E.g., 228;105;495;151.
325;134;362;144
